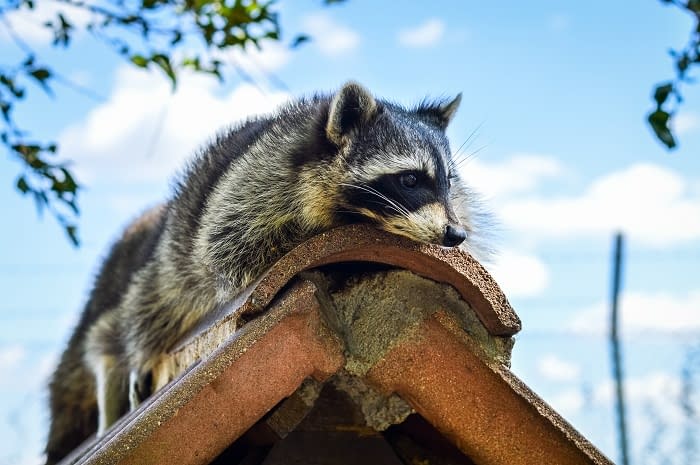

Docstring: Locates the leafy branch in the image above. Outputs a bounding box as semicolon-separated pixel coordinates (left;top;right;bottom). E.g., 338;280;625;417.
1;12;81;244
0;0;334;245
649;0;700;149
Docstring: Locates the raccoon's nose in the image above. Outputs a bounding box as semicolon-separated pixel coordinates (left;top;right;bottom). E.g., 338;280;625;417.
443;224;467;247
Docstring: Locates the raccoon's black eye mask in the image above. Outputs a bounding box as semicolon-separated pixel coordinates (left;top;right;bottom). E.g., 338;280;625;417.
361;170;439;215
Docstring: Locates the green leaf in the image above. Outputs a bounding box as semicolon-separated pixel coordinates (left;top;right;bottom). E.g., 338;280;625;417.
130;54;149;68
0;101;11;122
29;68;53;95
16;176;29;194
647;109;677;149
30;68;51;81
653;82;674;106
688;0;700;14
181;57;201;69
151;54;177;89
53;13;73;47
677;53;691;75
290;34;310;48
59;167;78;193
0;75;25;98
121;15;140;25
65;225;79;247
13;144;43;165
170;30;183;46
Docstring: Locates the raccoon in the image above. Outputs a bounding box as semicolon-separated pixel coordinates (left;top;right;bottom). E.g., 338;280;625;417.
45;81;485;464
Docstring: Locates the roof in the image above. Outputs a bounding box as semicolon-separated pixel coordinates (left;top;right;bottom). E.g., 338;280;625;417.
59;225;613;465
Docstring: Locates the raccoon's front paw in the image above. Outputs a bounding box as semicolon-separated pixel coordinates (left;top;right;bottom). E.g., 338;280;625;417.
128;369;153;411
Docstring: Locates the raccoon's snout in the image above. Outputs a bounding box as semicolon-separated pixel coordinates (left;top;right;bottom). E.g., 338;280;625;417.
443;224;467;247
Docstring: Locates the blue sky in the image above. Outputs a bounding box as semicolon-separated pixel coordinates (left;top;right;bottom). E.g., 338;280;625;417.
1;1;700;464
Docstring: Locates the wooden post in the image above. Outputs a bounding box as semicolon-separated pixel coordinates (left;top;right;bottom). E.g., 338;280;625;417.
610;232;629;465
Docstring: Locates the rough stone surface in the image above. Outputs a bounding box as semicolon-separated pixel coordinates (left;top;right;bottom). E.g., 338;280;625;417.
330;372;414;432
321;270;513;375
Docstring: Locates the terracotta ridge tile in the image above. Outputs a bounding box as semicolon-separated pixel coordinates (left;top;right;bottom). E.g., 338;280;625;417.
177;224;520;361
366;315;613;465
65;281;344;465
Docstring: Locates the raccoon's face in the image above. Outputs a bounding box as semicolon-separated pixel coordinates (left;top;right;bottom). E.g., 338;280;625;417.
326;82;468;247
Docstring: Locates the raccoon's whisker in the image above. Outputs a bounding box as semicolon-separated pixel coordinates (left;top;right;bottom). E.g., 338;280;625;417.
357;184;412;218
384;185;417;219
333;209;361;216
359;185;411;218
339;183;411;219
452;122;483;166
378;204;404;215
454;122;483;157
455;143;488;168
453;151;471;168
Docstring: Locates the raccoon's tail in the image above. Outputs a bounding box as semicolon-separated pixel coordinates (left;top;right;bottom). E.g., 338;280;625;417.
46;327;132;465
45;334;98;464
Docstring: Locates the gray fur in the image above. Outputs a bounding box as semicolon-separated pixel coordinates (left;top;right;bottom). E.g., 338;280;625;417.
45;82;487;464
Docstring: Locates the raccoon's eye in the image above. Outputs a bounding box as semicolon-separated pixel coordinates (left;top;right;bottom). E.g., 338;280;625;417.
400;173;418;189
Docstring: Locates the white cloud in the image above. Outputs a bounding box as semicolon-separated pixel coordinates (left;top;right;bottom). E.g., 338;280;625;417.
498;163;700;247
397;19;446;48
59;65;290;186
0;346;57;390
594;372;676;405
583;371;693;456
0;345;25;370
225;41;292;76
459;153;563;200
486;249;549;298
29;351;60;390
672;111;700;136
107;193;165;218
548;389;585;417
570;290;700;335
0;2;92;46
537;354;581;382
593;373;683;421
14;454;45;465
0;345;51;392
302;13;360;57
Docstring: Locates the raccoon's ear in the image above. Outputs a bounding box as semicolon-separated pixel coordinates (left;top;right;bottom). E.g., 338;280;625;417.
326;81;378;146
416;93;462;130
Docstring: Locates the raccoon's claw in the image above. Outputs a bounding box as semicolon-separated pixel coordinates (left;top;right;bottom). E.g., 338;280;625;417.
128;369;153;411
